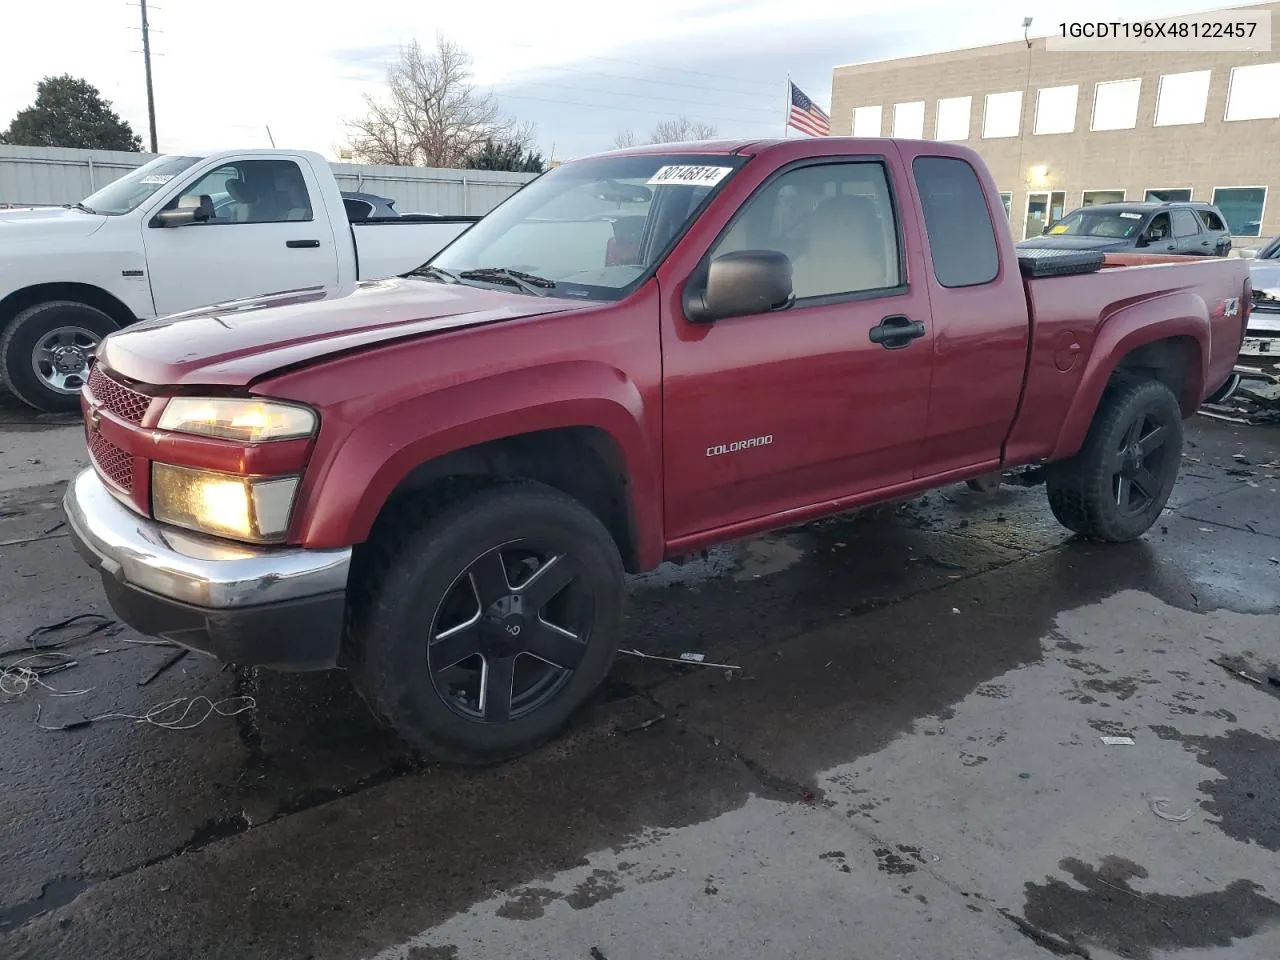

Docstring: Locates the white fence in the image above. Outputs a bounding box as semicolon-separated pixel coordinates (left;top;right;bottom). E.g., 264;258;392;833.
0;145;537;216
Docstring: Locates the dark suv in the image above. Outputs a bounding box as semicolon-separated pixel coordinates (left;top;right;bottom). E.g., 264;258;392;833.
1017;201;1233;257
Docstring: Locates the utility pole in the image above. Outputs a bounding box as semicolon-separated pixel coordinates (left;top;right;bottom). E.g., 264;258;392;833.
140;0;158;152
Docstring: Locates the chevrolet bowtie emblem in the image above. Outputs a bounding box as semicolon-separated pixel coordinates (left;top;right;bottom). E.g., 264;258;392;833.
88;404;102;432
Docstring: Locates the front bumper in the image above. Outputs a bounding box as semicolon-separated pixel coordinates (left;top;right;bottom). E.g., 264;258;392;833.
63;468;351;670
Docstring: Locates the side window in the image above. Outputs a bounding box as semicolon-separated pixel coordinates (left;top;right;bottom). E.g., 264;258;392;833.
1172;210;1200;238
171;159;314;224
709;161;901;300
912;156;999;288
1146;212;1171;239
1199;210;1227;231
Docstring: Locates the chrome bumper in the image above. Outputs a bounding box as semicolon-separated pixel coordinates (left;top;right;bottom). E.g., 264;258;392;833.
62;468;351;608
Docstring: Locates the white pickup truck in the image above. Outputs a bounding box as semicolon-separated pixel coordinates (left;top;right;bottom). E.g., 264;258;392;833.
0;148;481;411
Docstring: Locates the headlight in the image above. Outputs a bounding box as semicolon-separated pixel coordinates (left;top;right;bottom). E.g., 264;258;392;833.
151;463;300;542
157;397;316;442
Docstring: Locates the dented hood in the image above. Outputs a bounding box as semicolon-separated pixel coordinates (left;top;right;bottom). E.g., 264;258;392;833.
97;277;591;388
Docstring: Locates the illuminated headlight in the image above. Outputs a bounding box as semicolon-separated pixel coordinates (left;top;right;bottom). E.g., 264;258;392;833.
151;463;300;542
157;397;316;442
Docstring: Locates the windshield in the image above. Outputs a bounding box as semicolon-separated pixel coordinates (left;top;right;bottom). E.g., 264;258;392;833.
422;153;747;300
79;155;202;215
1260;236;1280;259
1047;209;1147;239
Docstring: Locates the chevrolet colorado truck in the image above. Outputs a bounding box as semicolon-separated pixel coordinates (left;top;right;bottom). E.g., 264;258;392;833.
0;149;478;412
63;137;1251;765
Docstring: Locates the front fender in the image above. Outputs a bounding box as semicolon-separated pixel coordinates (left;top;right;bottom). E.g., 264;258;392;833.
290;360;663;563
1049;292;1208;462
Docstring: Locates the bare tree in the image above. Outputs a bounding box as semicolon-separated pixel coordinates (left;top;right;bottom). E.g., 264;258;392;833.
612;128;640;149
610;117;717;151
649;116;717;143
346;36;532;168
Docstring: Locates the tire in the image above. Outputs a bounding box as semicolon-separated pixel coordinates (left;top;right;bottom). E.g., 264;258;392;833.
0;300;119;413
1045;377;1184;542
346;481;626;766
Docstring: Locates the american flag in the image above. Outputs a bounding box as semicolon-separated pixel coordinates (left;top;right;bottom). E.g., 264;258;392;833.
788;81;830;137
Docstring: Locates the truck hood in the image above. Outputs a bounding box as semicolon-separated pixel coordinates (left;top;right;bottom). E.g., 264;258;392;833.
1016;236;1131;251
0;206;108;238
97;276;594;387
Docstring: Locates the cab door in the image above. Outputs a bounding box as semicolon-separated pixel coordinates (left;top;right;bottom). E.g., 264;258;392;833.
143;156;340;317
658;150;936;540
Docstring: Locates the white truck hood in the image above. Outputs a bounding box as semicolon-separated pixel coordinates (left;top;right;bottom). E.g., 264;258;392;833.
0;206;107;239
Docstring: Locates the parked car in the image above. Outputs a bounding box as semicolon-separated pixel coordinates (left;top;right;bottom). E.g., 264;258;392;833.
64;137;1250;765
1017;201;1233;257
339;191;401;221
0;150;480;412
1225;234;1280;403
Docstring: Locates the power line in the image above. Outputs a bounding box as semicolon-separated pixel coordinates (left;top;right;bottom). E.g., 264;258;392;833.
500;60;779;100
489;89;779;128
504;43;778;92
493;77;781;118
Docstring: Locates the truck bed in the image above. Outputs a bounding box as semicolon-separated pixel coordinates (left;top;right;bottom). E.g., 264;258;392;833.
1006;253;1250;465
350;217;476;280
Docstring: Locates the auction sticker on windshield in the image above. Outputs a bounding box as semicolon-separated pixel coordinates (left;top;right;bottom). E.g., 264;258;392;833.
139;175;175;184
1119;212;1143;219
647;165;733;187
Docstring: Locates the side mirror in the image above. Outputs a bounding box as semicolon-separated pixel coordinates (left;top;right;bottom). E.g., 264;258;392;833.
150;194;214;228
684;250;794;323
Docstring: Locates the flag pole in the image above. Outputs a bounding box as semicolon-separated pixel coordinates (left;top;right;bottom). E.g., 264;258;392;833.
783;74;791;138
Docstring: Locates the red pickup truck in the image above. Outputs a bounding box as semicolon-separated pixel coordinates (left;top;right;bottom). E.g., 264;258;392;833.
64;137;1251;765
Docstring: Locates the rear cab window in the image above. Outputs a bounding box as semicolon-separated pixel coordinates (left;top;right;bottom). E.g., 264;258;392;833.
911;156;999;287
1198;210;1228;231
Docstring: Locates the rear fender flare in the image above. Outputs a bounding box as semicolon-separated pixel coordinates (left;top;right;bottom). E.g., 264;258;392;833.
291;361;662;565
1049;293;1208;462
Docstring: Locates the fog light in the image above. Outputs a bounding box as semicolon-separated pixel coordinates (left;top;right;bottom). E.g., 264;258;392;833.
151;463;299;542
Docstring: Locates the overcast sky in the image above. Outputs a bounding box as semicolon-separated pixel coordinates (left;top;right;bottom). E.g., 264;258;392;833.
0;0;1265;161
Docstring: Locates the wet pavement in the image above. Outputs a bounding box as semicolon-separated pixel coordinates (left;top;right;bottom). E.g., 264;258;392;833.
1;409;1278;960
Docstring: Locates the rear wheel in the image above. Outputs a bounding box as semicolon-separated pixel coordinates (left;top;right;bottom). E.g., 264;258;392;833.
346;481;625;766
1045;377;1184;542
0;300;118;412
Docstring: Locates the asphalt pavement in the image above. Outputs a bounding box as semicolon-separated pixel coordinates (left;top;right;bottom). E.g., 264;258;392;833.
1;391;1278;960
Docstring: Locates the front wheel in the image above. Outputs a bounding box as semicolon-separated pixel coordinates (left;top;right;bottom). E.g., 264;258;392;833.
346;481;625;765
0;300;119;412
1045;377;1184;542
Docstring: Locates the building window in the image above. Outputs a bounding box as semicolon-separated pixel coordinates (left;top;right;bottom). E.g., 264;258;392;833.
1025;191;1066;240
999;192;1012;219
912;156;999;288
1225;63;1280;121
934;96;971;141
1091;78;1141;131
1034;85;1078;135
1212;187;1267;237
893;101;925;138
982;91;1022;138
1082;190;1125;207
1154;70;1212;126
1145;188;1192;203
852;105;882;137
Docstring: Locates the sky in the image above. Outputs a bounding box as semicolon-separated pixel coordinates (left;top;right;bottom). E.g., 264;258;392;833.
0;0;1267;162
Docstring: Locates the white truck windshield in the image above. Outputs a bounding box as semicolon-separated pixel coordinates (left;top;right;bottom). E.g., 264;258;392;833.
78;155;202;215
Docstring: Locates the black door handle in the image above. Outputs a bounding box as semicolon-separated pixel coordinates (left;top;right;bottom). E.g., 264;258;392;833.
868;315;926;350
286;239;320;248
1201;239;1211;246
